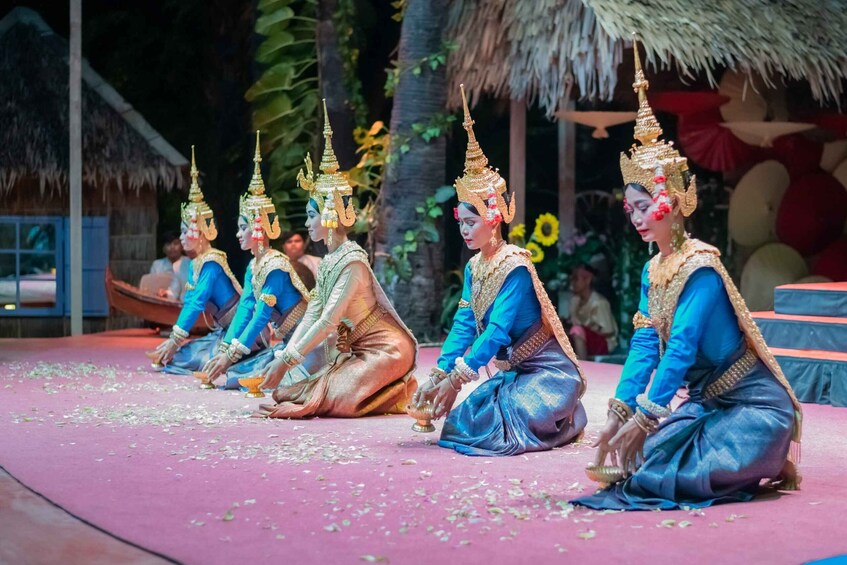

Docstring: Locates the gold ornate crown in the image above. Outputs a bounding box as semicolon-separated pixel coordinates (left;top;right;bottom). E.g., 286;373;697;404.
180;146;218;240
620;38;697;217
297;100;356;230
239;130;281;240
455;84;515;224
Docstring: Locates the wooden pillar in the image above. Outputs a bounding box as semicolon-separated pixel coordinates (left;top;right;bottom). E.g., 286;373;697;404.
69;0;83;336
509;98;526;226
558;98;576;246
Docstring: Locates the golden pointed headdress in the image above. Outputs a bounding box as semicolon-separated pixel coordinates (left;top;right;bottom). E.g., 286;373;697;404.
239;131;281;240
180;146;218;241
620;37;698;217
296;100;356;230
454;84;515;224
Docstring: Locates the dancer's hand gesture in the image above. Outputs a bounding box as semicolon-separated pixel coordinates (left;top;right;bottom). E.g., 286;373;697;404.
258;358;290;391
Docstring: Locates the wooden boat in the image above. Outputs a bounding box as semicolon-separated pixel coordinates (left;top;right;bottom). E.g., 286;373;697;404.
104;267;214;334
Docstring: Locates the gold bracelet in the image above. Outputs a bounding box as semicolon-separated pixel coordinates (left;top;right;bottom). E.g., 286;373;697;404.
608;398;633;423
170;325;189;346
633;410;659;434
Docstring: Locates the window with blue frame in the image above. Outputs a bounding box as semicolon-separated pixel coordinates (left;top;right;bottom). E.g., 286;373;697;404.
0;217;64;315
0;216;109;317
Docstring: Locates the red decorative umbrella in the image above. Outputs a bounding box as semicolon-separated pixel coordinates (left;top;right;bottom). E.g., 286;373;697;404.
771;134;824;179
776;173;847;256
676;109;758;172
813;239;847;281
649;91;730;116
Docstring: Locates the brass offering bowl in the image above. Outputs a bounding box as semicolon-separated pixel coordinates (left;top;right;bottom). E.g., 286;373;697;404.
145;350;164;370
193;371;215;390
238;376;266;398
584;465;625;485
405;402;435;433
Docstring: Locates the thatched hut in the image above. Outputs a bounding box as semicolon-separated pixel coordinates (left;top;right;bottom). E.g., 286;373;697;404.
448;0;847;110
0;7;187;337
445;0;847;233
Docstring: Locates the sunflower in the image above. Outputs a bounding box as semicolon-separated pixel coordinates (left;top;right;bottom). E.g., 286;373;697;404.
533;213;559;247
526;241;545;263
508;223;526;243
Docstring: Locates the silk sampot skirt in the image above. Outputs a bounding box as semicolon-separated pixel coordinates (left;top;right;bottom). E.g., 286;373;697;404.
267;316;416;418
439;337;587;456
572;350;794;510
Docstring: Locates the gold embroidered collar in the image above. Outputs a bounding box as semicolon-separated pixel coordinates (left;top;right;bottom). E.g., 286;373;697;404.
251;249;310;302
191;248;242;293
648;239;718;287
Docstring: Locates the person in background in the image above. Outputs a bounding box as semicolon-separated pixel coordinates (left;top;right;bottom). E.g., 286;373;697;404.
567;263;618;359
280;230;321;277
150;231;191;299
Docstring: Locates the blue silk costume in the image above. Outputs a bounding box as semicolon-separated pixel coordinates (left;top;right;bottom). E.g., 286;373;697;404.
573;240;800;510
165;249;241;375
221;250;310;389
437;244;586;456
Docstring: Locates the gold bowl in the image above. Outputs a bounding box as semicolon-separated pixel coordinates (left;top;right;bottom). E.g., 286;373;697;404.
193;371;215;390
238;376;266;398
145;350;164;370
584;465;625;485
405;402;435;433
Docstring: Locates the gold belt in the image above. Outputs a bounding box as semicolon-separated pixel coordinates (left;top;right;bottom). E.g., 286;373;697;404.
701;349;758;401
273;300;307;341
493;324;553;371
337;305;388;353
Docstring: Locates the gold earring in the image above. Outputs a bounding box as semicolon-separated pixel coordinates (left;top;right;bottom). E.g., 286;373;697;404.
671;221;685;253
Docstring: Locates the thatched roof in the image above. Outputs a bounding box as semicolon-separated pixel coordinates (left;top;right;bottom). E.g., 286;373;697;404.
0;7;187;194
447;0;847;114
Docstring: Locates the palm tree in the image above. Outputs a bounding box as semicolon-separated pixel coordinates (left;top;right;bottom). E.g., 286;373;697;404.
375;0;448;340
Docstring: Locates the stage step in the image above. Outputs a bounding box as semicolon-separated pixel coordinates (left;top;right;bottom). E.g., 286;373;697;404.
753;311;847;353
774;282;847;318
772;348;847;407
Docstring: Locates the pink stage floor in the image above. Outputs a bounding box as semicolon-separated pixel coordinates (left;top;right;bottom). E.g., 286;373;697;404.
1;330;845;564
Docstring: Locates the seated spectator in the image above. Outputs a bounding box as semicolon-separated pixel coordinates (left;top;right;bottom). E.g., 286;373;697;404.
567;263;618;359
279;230;321;277
149;231;191;299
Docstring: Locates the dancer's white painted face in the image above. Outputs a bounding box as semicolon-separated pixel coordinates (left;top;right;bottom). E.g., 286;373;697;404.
236;217;251;251
624;185;674;246
456;203;497;251
304;200;327;243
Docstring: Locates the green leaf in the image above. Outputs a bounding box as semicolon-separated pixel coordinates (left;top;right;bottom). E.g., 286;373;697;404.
411;66;422;76
406;240;418;253
256;7;295;35
256;31;296;63
420;222;439;242
399;143;410;154
258;0;291;11
403;230;416;242
434;185;456;203
253;95;295;128
427;207;443;218
245;65;295;101
397;258;413;281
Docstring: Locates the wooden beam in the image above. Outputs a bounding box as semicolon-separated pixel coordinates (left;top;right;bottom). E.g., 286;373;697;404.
558;98;576;246
69;0;82;336
509;98;526;226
